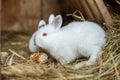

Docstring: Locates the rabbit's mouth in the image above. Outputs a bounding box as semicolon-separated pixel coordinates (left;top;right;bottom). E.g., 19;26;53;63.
33;33;58;62
33;33;44;48
33;34;39;48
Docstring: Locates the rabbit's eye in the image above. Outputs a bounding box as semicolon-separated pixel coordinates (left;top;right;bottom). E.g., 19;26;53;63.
42;33;47;36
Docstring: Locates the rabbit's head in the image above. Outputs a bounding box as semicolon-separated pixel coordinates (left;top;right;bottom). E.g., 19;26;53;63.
35;15;63;47
29;19;47;52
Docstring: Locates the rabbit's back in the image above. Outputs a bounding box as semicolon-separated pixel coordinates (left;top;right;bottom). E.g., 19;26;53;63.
57;21;106;57
61;21;106;45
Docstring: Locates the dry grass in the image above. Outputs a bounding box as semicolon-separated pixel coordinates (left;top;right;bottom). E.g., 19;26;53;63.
1;20;120;80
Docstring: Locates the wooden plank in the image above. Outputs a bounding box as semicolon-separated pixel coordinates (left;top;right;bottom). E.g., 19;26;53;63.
2;0;41;32
19;0;41;32
86;0;103;23
0;0;1;30
68;0;87;18
2;0;21;31
43;0;60;22
78;0;95;20
94;0;113;26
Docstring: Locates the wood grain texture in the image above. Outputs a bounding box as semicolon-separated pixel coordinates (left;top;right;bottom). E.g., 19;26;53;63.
1;0;113;32
94;0;113;26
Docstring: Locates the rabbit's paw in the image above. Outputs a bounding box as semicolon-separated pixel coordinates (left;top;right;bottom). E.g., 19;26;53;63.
72;61;93;69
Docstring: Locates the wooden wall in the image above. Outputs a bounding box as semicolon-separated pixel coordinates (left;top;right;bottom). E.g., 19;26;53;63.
1;0;113;32
1;0;60;32
0;0;1;30
60;0;113;26
2;0;21;31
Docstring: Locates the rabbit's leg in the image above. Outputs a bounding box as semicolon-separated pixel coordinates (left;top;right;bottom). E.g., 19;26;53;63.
58;53;75;65
73;50;102;69
58;56;70;65
73;55;97;69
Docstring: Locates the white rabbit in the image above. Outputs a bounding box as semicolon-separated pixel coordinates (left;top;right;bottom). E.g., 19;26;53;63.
33;15;106;69
29;14;55;52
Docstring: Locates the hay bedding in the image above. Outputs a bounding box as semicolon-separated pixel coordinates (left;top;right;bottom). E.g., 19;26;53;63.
1;7;120;80
1;18;120;80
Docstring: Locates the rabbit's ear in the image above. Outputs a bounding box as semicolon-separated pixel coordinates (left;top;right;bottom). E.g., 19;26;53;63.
38;20;46;29
48;14;55;24
52;15;62;30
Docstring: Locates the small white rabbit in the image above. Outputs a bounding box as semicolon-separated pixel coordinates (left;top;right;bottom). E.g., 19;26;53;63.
31;14;106;69
29;14;55;52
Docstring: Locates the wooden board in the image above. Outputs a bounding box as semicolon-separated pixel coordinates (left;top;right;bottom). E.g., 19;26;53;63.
42;0;60;23
94;0;113;26
60;0;113;26
1;0;60;32
1;0;113;32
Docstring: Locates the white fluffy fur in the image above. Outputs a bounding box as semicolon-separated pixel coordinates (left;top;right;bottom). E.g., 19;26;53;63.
29;32;38;52
29;15;106;69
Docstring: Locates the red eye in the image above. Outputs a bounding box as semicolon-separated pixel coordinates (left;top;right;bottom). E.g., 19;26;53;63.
42;33;47;36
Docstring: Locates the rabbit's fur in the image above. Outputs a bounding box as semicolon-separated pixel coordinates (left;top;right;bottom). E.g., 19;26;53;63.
29;14;106;69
